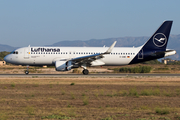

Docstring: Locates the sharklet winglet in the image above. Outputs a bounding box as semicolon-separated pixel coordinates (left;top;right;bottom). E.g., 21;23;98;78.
104;41;117;54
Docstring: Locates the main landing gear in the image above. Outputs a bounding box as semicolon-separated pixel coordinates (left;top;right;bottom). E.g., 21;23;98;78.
82;69;89;75
81;65;89;75
25;65;29;75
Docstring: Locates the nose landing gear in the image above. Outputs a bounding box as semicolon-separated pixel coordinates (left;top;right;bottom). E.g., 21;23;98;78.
25;65;29;75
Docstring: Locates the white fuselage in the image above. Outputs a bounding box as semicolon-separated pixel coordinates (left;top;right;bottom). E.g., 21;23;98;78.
4;46;142;66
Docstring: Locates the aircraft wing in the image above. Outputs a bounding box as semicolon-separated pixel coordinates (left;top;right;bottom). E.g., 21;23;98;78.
71;41;117;65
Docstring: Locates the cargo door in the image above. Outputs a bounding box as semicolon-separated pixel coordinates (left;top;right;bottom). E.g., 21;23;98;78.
138;49;143;59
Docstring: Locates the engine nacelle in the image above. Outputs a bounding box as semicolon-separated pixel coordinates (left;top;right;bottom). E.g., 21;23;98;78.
55;61;73;71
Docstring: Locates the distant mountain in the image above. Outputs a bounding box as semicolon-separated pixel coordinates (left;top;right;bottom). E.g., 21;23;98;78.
0;44;16;52
51;37;149;47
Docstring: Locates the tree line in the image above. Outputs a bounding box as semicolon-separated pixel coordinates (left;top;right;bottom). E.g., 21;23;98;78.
0;51;10;61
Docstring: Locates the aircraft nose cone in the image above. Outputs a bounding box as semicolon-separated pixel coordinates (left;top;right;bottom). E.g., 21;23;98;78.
4;55;11;63
4;56;7;62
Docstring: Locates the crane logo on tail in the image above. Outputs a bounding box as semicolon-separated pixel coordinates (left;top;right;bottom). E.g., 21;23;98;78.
153;33;167;47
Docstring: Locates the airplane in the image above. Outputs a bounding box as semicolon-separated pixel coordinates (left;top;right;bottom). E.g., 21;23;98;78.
4;21;176;75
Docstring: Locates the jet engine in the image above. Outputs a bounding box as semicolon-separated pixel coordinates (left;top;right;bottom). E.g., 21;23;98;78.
55;61;73;71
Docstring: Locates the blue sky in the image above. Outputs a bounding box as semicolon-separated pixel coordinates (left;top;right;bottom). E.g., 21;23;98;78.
0;0;180;47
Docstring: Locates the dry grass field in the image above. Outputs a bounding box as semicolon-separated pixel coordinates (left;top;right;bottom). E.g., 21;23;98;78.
0;77;180;119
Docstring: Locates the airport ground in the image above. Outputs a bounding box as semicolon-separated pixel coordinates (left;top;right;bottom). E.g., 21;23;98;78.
0;65;180;119
0;77;180;119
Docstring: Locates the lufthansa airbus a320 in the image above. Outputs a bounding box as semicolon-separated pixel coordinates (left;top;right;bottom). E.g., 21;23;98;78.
4;21;176;75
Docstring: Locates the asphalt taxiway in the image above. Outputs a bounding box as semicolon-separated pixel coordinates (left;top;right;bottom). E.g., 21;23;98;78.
0;73;180;78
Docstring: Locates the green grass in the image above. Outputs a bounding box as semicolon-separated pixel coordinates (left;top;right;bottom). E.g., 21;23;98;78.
68;108;76;117
11;83;15;88
70;83;75;85
176;89;180;95
61;89;65;95
33;84;39;87
70;92;75;99
26;106;35;115
83;96;89;105
129;88;139;97
101;116;114;120
155;107;170;115
94;92;99;98
163;90;171;97
50;84;53;88
0;113;8;120
100;89;104;96
41;114;71;119
140;88;161;96
151;88;160;96
82;93;86;96
118;90;128;96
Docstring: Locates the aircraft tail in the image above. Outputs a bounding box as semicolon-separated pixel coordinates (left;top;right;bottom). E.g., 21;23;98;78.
142;21;173;50
129;21;173;64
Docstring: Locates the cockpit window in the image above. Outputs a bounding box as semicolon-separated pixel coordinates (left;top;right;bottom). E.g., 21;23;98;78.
10;51;14;54
10;51;18;54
